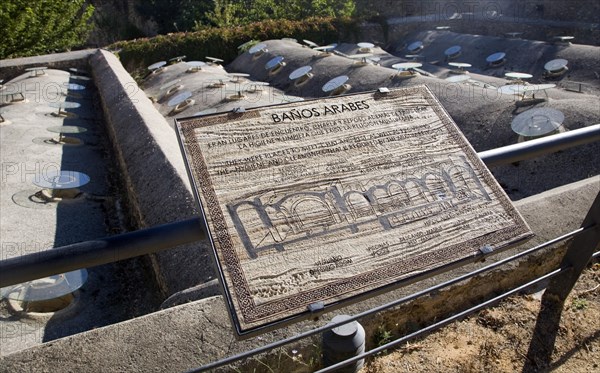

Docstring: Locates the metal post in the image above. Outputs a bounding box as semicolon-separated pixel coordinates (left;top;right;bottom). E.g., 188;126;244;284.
524;191;600;371
544;191;600;299
322;315;366;373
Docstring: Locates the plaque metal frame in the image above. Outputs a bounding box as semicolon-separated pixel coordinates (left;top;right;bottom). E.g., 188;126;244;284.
175;86;532;337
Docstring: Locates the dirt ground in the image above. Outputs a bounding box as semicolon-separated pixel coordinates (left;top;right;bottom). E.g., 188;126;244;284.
365;264;600;373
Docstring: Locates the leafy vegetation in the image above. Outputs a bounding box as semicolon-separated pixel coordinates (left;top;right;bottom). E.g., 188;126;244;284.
373;325;394;349
0;0;360;61
0;0;360;59
135;0;213;34
203;0;356;28
0;0;94;59
571;297;588;310
134;0;356;33
110;17;360;79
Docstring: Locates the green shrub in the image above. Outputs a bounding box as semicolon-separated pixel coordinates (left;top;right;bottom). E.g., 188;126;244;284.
109;17;360;79
572;297;588;310
0;0;94;59
373;325;393;347
204;0;356;28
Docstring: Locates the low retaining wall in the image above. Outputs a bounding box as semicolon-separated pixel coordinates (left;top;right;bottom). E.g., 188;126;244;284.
359;16;600;47
89;50;217;297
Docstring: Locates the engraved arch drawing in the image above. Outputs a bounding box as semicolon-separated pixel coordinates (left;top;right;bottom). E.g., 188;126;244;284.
396;178;428;205
344;190;375;220
367;183;403;214
227;199;283;258
290;196;337;234
423;172;451;201
387;182;411;207
444;158;490;201
264;205;293;243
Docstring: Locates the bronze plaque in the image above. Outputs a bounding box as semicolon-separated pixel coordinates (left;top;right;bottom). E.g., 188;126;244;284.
176;86;532;336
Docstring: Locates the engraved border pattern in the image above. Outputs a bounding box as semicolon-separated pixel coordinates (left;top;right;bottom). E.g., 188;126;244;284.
179;86;532;330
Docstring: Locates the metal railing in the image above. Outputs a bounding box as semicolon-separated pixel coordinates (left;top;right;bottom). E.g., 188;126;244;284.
317;267;568;373
479;124;600;167
1;125;598;289
0;217;205;288
185;225;595;372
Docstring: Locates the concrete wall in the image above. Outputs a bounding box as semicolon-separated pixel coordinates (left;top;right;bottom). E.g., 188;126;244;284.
541;0;600;23
357;0;600;46
358;0;518;18
89;50;217;298
358;0;600;23
377;17;600;47
0;50;94;82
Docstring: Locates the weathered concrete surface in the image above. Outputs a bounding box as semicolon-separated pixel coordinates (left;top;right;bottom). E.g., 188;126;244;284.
2;176;597;372
89;50;217;297
0;50;95;82
0;53;158;357
515;176;600;246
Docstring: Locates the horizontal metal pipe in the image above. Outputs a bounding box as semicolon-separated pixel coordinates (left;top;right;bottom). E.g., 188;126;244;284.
0;218;205;288
188;226;586;372
478;124;600;167
316;266;567;373
1;126;598;290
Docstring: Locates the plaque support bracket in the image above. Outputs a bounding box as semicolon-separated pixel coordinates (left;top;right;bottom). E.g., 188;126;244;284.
479;245;494;254
308;301;325;321
524;191;600;368
475;244;495;262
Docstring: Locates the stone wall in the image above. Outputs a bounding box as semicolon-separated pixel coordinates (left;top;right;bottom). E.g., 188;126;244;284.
356;1;600;47
541;0;600;23
89;50;217;298
357;0;600;24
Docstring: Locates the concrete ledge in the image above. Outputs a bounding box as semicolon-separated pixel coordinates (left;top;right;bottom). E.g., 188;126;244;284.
89;50;216;297
514;176;600;246
2;176;597;372
0;50;96;81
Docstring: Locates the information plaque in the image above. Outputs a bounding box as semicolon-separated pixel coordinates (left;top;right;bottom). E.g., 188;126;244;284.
175;86;532;336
